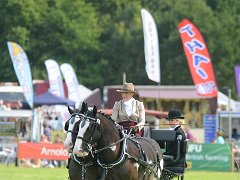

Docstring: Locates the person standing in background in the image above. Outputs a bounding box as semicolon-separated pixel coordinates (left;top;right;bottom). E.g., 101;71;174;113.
52;134;63;167
232;128;240;141
43;123;51;142
214;131;225;144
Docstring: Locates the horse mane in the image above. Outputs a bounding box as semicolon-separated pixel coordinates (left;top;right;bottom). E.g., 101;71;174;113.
97;111;116;124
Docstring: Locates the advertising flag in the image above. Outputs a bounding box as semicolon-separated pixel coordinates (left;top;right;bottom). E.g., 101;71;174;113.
45;59;65;97
60;63;81;106
141;9;160;83
234;65;240;97
7;42;34;109
178;19;218;97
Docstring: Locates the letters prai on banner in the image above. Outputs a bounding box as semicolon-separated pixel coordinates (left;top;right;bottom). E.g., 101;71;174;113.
141;9;160;83
178;19;218;97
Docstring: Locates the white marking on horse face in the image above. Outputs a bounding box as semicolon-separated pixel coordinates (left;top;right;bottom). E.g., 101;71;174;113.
110;145;116;152
73;119;91;157
157;168;161;178
134;163;139;171
64;133;72;150
160;159;164;171
63;115;81;149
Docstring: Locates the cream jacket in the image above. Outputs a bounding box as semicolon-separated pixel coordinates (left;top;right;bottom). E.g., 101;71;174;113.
111;99;145;125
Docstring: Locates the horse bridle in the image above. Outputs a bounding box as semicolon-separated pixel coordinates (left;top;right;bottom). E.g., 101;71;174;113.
75;113;127;155
69;113;100;155
66;113;86;135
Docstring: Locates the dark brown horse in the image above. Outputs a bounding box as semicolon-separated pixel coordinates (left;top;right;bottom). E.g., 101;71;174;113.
73;106;163;180
64;103;99;180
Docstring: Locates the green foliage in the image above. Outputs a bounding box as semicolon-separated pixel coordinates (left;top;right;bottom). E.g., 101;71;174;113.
0;0;239;97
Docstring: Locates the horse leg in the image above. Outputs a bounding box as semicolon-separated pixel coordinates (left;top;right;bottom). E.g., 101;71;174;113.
68;159;82;180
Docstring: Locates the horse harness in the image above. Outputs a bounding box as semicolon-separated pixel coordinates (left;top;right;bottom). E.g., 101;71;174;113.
67;112;98;180
71;153;97;180
95;131;161;180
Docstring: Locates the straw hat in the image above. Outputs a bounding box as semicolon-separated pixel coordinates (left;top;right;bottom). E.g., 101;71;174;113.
117;82;137;93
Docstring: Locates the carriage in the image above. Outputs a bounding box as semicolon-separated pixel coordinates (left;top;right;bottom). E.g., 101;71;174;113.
64;103;188;180
151;129;188;180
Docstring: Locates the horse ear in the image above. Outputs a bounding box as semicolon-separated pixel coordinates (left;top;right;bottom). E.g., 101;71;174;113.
68;106;74;114
80;102;86;113
85;103;88;112
93;105;97;117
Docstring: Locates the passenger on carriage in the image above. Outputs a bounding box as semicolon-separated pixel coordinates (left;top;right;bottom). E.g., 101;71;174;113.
164;109;187;167
111;82;145;136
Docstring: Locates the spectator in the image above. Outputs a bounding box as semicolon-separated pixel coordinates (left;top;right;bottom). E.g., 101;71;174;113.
184;127;197;143
56;112;63;130
52;134;63;167
232;128;240;141
20;120;28;138
0;100;7;110
40;134;54;168
40;134;49;143
214;131;225;144
43;123;52;142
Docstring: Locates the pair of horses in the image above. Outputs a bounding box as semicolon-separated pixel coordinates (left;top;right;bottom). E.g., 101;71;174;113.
64;102;163;180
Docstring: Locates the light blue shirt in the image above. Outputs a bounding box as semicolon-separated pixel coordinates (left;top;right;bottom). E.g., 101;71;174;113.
216;136;225;144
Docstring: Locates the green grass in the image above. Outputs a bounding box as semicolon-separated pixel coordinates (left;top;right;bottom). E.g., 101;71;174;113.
0;164;239;180
184;170;239;180
0;164;68;180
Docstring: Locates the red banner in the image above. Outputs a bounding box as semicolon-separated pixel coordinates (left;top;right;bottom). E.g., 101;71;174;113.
18;142;69;160
178;19;218;97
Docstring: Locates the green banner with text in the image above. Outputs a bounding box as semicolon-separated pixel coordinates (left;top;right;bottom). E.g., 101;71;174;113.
186;143;232;171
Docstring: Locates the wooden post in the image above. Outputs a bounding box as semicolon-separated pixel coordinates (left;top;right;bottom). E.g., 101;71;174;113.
123;72;126;84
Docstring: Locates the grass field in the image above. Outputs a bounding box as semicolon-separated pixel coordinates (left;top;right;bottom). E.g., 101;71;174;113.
0;165;239;180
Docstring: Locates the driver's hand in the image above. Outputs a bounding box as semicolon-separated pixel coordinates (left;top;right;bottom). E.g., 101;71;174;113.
133;126;139;132
116;123;122;129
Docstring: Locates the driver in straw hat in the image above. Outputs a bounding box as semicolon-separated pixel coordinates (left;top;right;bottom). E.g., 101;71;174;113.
111;82;145;136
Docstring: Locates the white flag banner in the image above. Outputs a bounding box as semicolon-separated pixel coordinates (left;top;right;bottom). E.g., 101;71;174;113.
141;9;160;83
44;59;65;97
60;63;81;106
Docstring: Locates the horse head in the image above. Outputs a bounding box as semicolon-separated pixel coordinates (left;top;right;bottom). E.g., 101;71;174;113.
73;105;102;157
64;102;88;152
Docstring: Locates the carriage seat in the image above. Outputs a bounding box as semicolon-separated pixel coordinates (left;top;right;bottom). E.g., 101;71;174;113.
151;129;188;163
151;129;176;149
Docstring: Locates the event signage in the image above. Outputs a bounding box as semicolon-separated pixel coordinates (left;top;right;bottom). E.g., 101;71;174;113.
203;114;216;143
187;143;231;171
178;19;218;97
7;42;34;109
141;9;160;83
18;142;69;160
234;65;240;97
45;59;65;97
60;63;81;107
